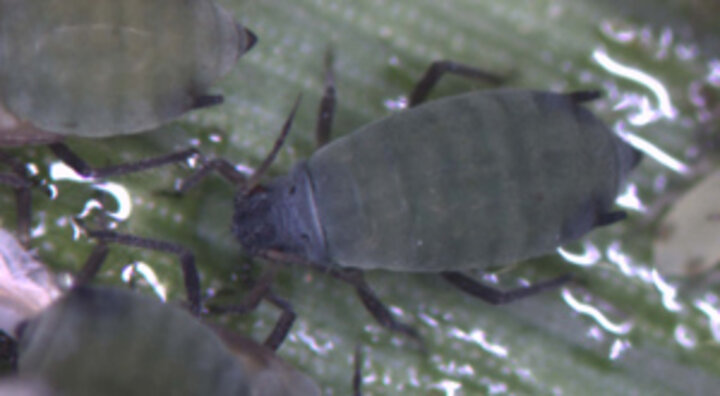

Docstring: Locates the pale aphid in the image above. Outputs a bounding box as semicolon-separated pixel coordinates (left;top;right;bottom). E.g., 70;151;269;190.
0;0;255;136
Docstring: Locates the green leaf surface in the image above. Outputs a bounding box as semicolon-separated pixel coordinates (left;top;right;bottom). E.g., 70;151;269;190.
2;0;720;394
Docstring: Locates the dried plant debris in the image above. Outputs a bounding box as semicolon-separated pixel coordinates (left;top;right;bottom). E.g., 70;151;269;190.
655;169;720;276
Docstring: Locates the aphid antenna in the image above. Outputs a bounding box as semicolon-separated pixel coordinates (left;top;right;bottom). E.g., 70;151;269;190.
323;46;336;88
261;291;297;350
408;60;506;107
243;94;303;194
316;46;337;148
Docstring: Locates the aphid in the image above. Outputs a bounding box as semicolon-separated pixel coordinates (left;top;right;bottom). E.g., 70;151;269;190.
138;55;643;338
0;0;255;136
0;0;255;244
0;103;61;246
0;228;357;395
15;286;321;396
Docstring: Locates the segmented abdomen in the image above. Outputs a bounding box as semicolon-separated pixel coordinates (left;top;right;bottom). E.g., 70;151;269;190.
306;90;632;272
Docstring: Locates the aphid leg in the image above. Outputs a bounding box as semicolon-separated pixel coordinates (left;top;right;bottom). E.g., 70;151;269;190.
74;242;110;286
0;151;36;246
175;158;247;193
630;147;644;169
353;344;364;396
408;60;505;107
442;271;572;304
565;90;602;103
81;228;202;315
191;94;224;110
0;173;33;247
316;47;337;148
262;292;297;351
1;143;56;238
13;187;32;247
47;143;96;177
594;210;627;227
0;150;31;176
206;269;276;315
206;268;294;350
334;268;421;341
49;143;201;179
262;250;421;342
91;148;202;179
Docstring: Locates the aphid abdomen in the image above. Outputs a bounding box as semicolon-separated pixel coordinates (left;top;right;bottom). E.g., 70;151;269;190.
306;90;635;271
0;0;249;136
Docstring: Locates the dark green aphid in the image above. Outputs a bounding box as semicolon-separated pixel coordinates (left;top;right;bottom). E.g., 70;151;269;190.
0;0;255;136
243;90;638;272
16;287;321;396
177;57;643;339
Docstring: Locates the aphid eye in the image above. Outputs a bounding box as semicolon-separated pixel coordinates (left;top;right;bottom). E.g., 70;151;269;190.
300;233;310;242
289;185;296;195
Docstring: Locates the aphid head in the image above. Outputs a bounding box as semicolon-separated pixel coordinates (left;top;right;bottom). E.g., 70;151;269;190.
231;97;305;257
232;187;278;255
